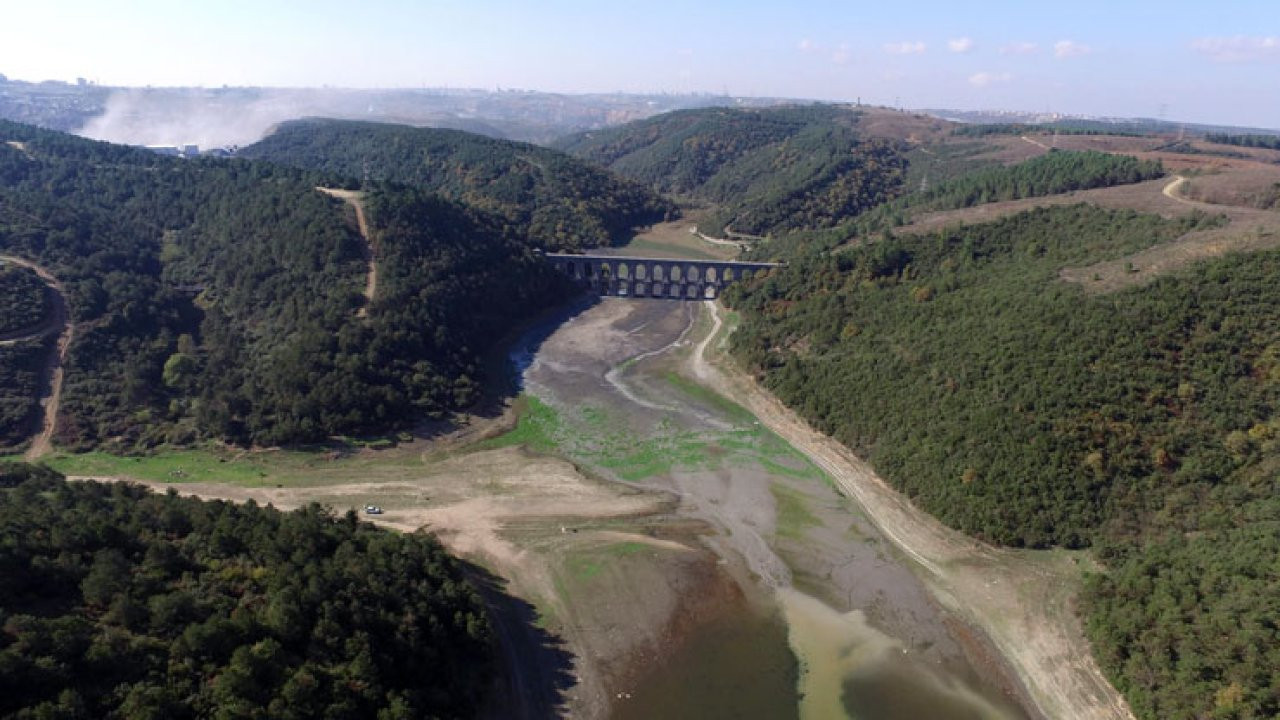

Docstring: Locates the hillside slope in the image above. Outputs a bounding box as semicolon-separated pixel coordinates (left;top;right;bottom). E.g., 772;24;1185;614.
554;105;909;236
0;463;493;719
0;120;571;450
724;203;1279;719
240;118;674;251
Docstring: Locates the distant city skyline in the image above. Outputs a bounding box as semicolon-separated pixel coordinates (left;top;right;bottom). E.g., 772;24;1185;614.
1;0;1277;128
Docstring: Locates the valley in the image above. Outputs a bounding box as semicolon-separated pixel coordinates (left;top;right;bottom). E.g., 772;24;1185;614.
4;98;1279;719
51;296;1040;719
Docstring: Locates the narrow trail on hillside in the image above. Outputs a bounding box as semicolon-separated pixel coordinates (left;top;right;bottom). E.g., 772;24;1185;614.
317;188;377;317
690;301;1135;720
1;254;73;460
1160;175;1220;211
1020;135;1051;151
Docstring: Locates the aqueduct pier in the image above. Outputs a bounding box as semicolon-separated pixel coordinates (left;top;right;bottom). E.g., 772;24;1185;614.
544;253;784;300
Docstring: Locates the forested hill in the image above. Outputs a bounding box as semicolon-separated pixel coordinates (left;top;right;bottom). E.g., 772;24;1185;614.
0;463;494;718
553;105;908;236
239;118;674;251
0;119;572;450
833;150;1167;237
723;204;1279;719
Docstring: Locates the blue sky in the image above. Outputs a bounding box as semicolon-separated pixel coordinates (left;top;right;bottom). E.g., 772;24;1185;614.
1;0;1277;127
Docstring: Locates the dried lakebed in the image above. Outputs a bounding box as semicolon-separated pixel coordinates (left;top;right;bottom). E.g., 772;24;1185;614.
56;296;1040;718
513;298;1030;719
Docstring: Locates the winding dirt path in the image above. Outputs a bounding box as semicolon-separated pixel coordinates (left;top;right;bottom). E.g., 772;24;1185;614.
691;301;1134;720
317;188;377;316
0;254;73;460
1159;174;1225;211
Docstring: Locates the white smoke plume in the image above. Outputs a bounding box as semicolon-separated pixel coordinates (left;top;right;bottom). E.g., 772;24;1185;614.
77;88;369;149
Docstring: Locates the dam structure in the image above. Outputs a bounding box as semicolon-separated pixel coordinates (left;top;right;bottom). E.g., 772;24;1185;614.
544;253;784;299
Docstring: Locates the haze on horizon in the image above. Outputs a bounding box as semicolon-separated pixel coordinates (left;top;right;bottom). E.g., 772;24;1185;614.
1;0;1277;129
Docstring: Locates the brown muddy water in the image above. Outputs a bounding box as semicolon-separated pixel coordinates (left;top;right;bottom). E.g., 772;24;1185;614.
511;298;1030;720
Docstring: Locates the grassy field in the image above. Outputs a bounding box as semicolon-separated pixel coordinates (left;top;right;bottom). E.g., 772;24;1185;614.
475;395;562;453
5;441;432;489
770;484;821;540
475;370;828;487
604;212;741;261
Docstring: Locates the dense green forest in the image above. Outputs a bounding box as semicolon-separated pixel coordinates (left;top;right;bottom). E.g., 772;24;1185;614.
0;260;51;449
859;150;1164;234
725;204;1277;719
831;150;1165;240
754;150;1167;261
0;264;47;335
0;463;493;719
0;340;47;448
239;119;673;251
911;150;1163;209
193;188;570;445
950;123;1145;138
0;119;574;449
554;106;908;236
1204;133;1280;150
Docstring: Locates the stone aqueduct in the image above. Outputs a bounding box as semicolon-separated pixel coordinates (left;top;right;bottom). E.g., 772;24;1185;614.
544;253;783;300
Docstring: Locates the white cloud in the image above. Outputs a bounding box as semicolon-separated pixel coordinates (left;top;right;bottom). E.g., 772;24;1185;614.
884;41;926;55
1054;40;1092;59
1000;42;1038;56
1191;35;1280;62
948;37;975;53
968;71;1013;88
798;38;814;53
831;43;851;65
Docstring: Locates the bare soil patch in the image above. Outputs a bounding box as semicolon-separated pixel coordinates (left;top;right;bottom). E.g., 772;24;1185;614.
977;135;1049;164
855;108;953;144
1177;164;1280;208
1047;135;1167;155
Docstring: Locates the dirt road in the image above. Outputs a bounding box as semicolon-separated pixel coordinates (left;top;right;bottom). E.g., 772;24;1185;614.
691;301;1134;720
690;226;748;250
0;254;72;460
317;188;377;316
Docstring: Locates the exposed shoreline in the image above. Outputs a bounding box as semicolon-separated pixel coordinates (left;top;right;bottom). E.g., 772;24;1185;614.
692;299;1133;720
44;294;1120;719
